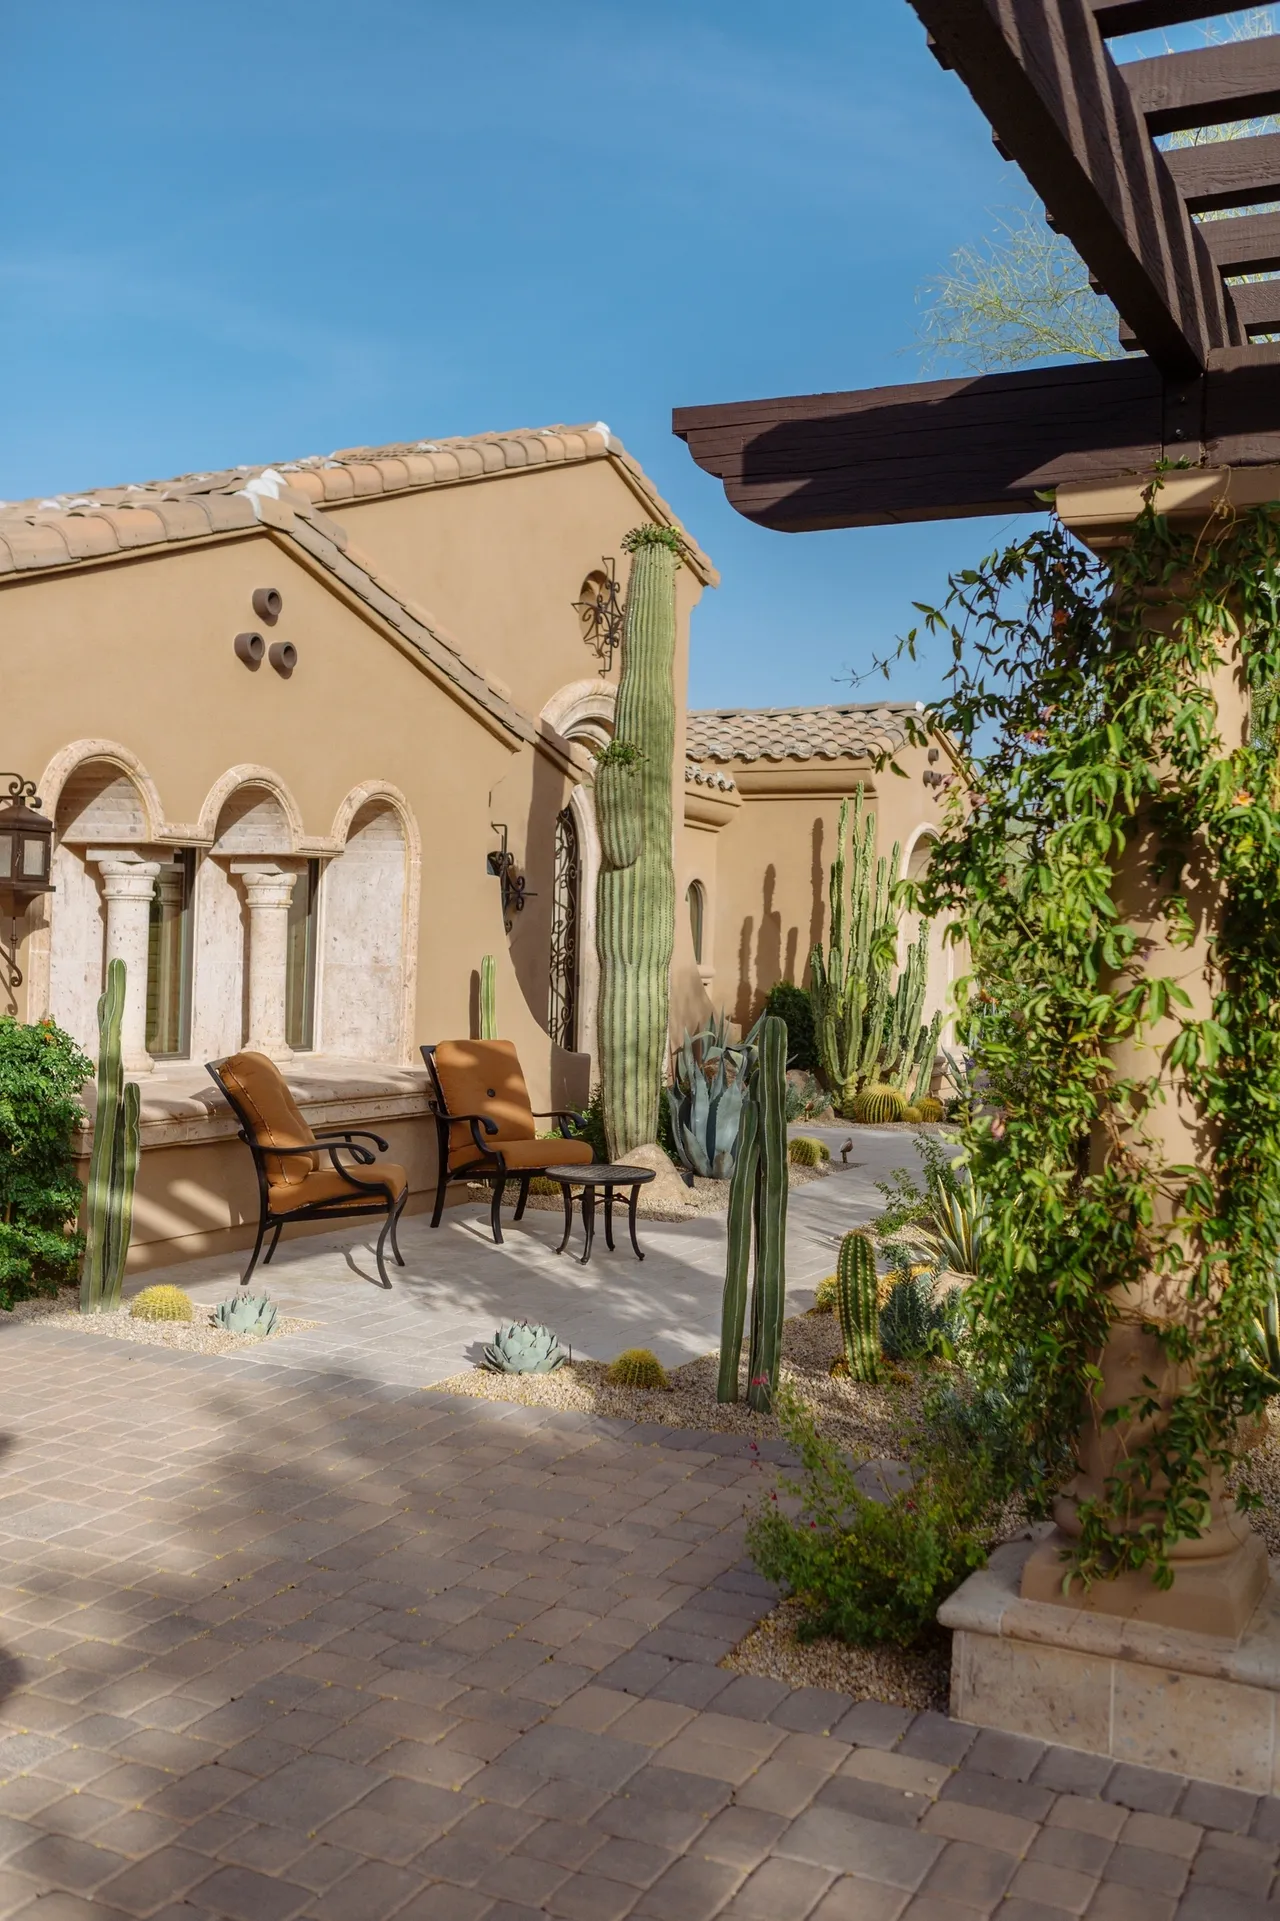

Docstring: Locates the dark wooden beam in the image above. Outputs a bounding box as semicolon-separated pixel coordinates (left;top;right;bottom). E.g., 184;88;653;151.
673;361;1165;531
1199;211;1280;275
1229;280;1280;336
1206;341;1280;462
1088;0;1231;35
1123;37;1280;136
1165;131;1280;212
910;0;1231;375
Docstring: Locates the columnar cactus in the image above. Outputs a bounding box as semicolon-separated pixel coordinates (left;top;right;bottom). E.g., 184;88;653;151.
836;1229;881;1382
718;1015;789;1411
808;788;942;1112
479;954;497;1041
80;958;140;1314
595;525;680;1161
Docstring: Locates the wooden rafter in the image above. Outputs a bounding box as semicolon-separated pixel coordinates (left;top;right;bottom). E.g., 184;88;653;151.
914;0;1234;376
1122;38;1280;135
1165;132;1280;212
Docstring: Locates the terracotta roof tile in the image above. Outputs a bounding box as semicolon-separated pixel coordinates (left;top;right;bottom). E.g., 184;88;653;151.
685;703;927;765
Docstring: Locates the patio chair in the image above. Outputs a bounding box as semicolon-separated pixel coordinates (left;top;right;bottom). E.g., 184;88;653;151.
421;1039;592;1244
207;1051;409;1289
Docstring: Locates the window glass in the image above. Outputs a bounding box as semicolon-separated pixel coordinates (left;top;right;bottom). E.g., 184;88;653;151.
285;859;319;1051
146;850;195;1058
687;881;705;965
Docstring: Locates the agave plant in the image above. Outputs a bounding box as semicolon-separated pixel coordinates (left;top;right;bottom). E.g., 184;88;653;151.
214;1293;279;1337
888;1168;985;1287
482;1321;569;1374
667;1014;762;1181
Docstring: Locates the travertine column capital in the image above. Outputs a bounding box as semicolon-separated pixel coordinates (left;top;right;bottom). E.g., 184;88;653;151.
89;850;161;1075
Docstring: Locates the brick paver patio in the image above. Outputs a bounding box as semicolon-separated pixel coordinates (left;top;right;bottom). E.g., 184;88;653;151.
0;1320;1275;1920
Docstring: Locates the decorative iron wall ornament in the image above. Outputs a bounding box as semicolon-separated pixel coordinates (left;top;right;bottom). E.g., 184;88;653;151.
572;559;625;676
0;772;53;1016
548;806;580;1051
487;823;535;933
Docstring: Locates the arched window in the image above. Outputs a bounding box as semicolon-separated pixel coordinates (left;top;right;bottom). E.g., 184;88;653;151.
548;807;580;1050
687;881;706;966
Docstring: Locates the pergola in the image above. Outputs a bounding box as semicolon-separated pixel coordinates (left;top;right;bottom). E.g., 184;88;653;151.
673;0;1280;530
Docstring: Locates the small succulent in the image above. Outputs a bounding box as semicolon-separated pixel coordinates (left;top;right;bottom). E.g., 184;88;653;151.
850;1083;908;1125
606;1348;669;1390
214;1293;279;1337
914;1096;945;1123
788;1136;830;1167
130;1285;194;1323
903;1105;924;1123
483;1321;569;1373
811;1274;838;1314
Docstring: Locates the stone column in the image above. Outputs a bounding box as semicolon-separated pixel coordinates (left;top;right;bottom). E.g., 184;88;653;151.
232;862;297;1060
89;851;161;1075
1016;468;1277;1637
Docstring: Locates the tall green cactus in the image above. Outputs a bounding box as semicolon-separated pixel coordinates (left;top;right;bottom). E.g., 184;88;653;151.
479;954;497;1041
595;524;679;1161
808;788;941;1111
80;959;140;1314
718;1014;789;1411
836;1229;881;1382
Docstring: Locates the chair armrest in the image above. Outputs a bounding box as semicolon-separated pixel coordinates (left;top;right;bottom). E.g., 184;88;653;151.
322;1142;375;1171
533;1109;590;1138
314;1128;391;1152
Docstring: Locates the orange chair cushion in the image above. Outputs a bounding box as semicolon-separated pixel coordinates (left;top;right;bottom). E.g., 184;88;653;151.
433;1039;537;1166
461;1137;594;1173
217;1051;318;1187
268;1163;408;1216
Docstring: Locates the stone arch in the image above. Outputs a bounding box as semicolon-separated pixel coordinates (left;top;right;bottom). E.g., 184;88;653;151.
318;783;419;1063
27;742;167;1046
540;679;617;752
539;684;615;1063
196;765;305;853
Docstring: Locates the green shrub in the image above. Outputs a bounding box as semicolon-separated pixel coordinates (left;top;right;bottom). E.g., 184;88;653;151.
746;1384;997;1646
785;1071;826;1122
811;1274;837;1313
763;983;818;1073
0;1018;94;1310
879;1273;953;1363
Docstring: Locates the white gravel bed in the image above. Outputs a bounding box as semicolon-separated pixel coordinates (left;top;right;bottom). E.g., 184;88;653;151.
7;1295;318;1355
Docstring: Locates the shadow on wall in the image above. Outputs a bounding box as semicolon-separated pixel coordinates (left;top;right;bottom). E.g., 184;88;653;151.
734;839;824;1028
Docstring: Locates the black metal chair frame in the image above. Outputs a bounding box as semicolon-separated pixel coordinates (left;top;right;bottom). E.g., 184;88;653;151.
207;1058;409;1290
420;1043;588;1245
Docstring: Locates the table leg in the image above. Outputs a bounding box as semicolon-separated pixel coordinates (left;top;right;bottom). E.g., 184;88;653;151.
604;1186;616;1251
628;1184;645;1261
580;1186;596;1265
555;1183;574;1255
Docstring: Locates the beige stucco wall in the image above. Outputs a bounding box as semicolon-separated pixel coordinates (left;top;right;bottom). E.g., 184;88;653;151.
703;758;954;1033
1;452;712;1266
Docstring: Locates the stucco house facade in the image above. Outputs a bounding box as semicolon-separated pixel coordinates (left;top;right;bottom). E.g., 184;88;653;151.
0;422;950;1268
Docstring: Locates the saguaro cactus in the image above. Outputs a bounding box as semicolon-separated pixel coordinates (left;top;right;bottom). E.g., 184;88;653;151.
595;524;679;1161
808;788;941;1112
80;958;140;1314
718;1014;789;1411
836;1229;881;1382
479;954;497;1041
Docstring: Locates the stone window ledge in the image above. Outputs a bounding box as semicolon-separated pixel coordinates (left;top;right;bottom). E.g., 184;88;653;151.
75;1055;431;1152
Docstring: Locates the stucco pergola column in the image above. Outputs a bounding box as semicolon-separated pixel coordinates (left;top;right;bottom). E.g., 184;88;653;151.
1017;467;1280;1639
232;862;297;1060
89;851;161;1075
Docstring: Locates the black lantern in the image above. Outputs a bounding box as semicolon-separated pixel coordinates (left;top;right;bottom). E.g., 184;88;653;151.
0;778;53;897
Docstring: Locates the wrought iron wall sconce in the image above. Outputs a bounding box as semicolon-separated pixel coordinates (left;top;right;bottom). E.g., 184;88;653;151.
572;557;625;676
0;772;55;1016
487;823;535;933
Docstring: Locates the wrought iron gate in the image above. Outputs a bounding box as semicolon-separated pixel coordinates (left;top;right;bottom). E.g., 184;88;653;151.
548;805;579;1050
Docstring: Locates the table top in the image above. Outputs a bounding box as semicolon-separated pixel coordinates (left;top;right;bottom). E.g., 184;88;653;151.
541;1163;658;1186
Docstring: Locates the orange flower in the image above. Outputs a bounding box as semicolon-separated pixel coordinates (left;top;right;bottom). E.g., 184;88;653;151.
1234;789;1253;807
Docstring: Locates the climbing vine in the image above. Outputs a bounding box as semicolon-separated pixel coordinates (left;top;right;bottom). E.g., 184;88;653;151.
895;481;1280;1586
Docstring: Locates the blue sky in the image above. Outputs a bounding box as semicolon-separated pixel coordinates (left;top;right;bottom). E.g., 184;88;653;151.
2;1;1042;710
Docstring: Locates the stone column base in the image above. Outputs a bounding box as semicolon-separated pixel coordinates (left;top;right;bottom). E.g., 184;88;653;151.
940;1531;1280;1791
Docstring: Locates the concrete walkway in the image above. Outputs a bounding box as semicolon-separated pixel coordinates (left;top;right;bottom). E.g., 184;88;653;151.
117;1126;918;1387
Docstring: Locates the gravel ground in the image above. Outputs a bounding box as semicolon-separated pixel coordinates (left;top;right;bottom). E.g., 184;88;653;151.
430;1307;926;1456
724;1597;951;1713
8;1295;318;1355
